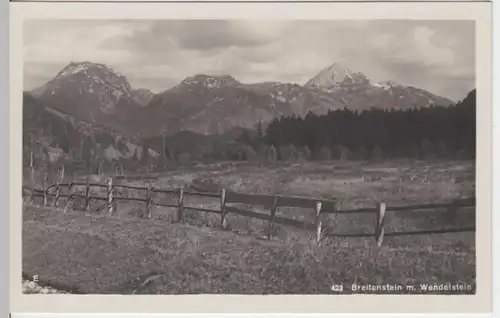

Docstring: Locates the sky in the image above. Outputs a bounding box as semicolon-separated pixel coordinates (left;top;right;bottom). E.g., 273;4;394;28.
23;19;475;101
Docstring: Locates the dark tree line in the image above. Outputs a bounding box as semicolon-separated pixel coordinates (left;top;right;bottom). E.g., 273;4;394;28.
262;89;476;160
153;89;476;163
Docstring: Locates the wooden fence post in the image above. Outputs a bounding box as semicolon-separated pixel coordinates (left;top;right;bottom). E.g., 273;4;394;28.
376;202;386;247
146;182;153;218
53;180;60;207
29;151;35;187
42;173;48;206
84;179;90;211
54;166;65;208
177;187;184;222
267;195;279;240
28;185;34;204
220;189;227;229
315;201;323;243
107;177;114;216
63;181;73;213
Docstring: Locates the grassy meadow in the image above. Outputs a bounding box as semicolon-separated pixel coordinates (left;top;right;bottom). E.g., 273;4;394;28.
22;159;476;294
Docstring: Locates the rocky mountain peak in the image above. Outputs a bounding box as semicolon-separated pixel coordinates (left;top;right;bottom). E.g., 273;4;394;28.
304;62;370;88
27;61;145;134
31;61;139;114
55;61;129;86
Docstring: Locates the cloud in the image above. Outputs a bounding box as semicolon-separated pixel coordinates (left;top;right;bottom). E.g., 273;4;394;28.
24;19;475;101
173;20;279;51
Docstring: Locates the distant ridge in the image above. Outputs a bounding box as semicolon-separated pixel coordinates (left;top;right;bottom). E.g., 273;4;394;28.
28;60;455;138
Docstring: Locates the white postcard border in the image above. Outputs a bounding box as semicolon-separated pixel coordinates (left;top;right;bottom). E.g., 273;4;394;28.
9;1;493;314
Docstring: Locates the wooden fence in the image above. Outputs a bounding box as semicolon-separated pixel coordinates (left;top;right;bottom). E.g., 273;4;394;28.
22;177;476;246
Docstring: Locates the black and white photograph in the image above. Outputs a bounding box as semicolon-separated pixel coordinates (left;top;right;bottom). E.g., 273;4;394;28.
20;16;481;297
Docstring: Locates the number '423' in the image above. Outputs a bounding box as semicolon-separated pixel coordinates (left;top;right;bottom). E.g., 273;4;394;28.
331;284;344;292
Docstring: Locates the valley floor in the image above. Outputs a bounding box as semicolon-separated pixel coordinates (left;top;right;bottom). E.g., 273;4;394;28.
22;159;476;294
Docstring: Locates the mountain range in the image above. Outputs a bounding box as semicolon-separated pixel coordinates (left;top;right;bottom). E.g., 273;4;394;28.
26;61;455;140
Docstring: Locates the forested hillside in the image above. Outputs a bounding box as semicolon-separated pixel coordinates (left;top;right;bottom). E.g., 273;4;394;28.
141;89;475;163
22;92;154;178
259;89;476;161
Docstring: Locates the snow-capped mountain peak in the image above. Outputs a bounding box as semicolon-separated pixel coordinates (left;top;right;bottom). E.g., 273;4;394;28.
33;61;138;114
28;61;145;133
180;74;242;89
373;80;403;91
57;61;106;76
304;63;370;88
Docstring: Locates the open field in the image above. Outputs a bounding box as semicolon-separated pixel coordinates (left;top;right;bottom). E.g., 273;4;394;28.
23;159;476;294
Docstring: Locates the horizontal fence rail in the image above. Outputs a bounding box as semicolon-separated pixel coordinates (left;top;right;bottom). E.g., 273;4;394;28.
22;177;476;246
